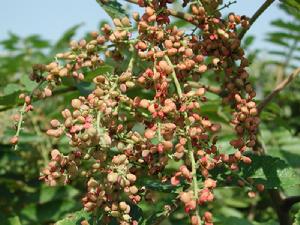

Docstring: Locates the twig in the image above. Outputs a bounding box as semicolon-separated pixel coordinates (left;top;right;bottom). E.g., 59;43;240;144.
217;0;237;12
238;0;276;40
257;67;300;113
269;190;292;225
13;81;44;150
0;86;77;112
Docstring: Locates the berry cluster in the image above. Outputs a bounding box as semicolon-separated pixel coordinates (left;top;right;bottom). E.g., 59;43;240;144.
12;1;262;224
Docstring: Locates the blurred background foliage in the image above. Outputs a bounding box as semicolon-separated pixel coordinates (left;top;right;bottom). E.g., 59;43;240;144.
1;1;300;225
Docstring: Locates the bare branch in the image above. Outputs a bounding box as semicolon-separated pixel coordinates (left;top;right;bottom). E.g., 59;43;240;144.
238;0;276;40
258;67;300;113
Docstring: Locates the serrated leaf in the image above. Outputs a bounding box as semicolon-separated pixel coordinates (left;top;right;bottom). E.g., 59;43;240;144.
20;75;37;92
96;0;128;19
3;83;23;95
55;210;92;225
240;155;300;191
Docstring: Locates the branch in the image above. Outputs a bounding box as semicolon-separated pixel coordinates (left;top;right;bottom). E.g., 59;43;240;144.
238;0;276;40
0;86;77;112
257;67;300;113
124;0;197;25
282;196;300;211
269;189;292;225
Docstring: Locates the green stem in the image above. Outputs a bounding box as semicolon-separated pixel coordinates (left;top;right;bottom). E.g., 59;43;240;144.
13;102;27;151
13;80;44;150
164;55;200;221
164;56;183;98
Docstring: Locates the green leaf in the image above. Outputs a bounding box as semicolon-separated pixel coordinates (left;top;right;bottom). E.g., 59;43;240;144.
240;155;300;191
39;185;79;204
0;32;20;50
3;83;23;95
280;0;300;11
24;35;50;49
271;19;300;33
215;216;253;225
142;179;179;193
96;0;128;19
55;210;92;225
20;75;37;92
142;199;177;225
84;65;114;81
0;91;21;106
8;216;22;225
243;35;255;50
20;199;79;223
75;82;95;96
294;210;300;225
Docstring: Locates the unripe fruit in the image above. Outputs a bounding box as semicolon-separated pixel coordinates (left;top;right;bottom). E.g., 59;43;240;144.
10;136;18;145
51;149;61;160
256;183;265;192
71;99;82;109
126;173;136;182
144;129;155;139
198;64;207;73
145;7;154;16
158;60;172;74
107;172;118;183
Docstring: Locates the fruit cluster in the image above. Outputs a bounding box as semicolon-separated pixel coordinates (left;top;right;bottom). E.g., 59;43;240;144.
12;1;262;224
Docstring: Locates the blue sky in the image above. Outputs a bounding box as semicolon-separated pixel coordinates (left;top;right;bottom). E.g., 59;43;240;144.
0;0;291;51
